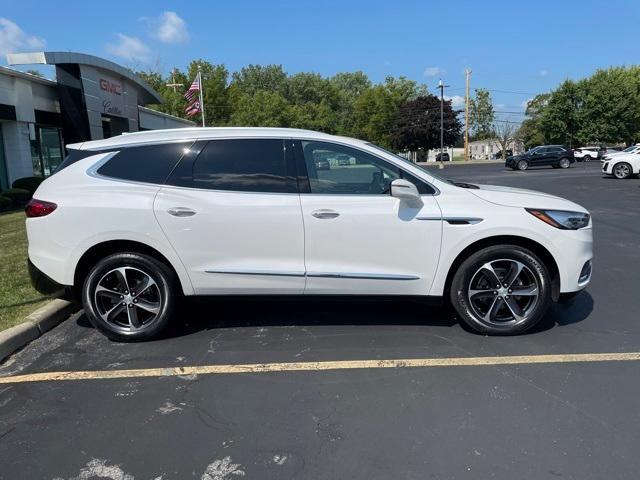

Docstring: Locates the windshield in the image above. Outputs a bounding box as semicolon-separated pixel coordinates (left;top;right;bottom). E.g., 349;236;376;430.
622;146;637;152
364;143;450;183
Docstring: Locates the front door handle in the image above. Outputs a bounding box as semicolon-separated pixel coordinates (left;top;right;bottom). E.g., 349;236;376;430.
311;209;340;219
167;207;196;217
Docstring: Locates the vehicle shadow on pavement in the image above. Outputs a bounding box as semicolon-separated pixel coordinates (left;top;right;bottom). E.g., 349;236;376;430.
75;292;593;340
166;297;457;338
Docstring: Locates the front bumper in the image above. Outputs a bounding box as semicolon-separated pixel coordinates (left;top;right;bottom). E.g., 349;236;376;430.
28;259;65;296
602;162;611;174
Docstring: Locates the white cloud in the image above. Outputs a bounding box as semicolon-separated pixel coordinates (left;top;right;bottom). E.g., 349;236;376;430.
539;69;548;77
148;11;189;44
0;18;45;57
495;103;505;109
445;95;465;108
424;66;445;77
105;33;151;62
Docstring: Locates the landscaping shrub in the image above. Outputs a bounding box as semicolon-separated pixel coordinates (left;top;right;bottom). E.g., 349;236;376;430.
0;196;11;210
1;188;31;206
11;176;43;195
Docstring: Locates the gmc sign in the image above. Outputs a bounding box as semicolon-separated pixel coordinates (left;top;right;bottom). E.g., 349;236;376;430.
99;79;122;96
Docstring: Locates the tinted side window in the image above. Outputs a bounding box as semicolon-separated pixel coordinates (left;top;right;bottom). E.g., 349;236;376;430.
302;141;401;195
193;139;287;193
97;142;189;184
52;149;100;175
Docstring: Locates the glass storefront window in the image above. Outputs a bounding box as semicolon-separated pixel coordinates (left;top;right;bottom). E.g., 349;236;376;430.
0;123;9;190
30;125;64;178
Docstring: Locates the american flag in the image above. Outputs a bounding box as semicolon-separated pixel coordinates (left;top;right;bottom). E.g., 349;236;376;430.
184;76;200;102
185;100;201;117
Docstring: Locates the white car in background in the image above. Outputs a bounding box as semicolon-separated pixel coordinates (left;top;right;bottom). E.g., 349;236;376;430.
25;128;593;340
601;144;640;162
602;151;640;179
573;147;602;162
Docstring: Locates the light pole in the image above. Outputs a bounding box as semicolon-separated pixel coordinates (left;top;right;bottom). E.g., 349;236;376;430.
438;79;450;168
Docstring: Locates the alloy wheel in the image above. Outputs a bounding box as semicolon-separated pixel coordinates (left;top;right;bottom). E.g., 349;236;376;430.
559;158;570;168
94;266;162;333
614;163;631;179
467;259;540;326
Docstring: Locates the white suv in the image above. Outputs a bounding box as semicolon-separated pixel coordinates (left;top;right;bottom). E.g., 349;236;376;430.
26;128;593;340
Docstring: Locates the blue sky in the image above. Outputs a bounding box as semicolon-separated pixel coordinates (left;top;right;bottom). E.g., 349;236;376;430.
2;0;639;118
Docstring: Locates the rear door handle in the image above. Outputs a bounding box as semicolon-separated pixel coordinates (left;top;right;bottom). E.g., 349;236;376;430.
311;209;340;219
167;207;196;217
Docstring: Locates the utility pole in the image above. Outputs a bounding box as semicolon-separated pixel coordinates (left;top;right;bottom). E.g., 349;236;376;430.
165;68;183;92
438;79;450;168
464;69;472;161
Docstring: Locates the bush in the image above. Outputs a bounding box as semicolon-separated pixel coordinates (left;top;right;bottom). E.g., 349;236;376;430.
0;196;11;210
11;176;43;195
1;188;31;205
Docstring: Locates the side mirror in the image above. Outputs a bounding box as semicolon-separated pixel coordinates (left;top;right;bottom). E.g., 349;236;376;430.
391;179;423;208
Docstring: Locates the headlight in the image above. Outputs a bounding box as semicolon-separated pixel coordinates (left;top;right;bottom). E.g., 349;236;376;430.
526;209;590;230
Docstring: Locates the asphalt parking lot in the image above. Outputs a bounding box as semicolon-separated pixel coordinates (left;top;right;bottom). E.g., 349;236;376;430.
1;161;639;480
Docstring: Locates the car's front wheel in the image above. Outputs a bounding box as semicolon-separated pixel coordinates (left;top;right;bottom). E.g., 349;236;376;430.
82;252;178;341
450;245;552;335
583;155;592;162
613;162;632;179
517;160;529;171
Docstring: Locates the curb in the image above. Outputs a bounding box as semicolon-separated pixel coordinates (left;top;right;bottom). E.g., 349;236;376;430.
0;299;80;363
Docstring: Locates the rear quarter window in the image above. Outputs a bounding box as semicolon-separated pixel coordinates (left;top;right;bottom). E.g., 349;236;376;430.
52;149;100;175
97;142;191;184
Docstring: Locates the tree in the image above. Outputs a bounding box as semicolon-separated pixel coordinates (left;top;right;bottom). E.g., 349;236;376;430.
469;88;495;140
493;121;517;159
391;95;462;152
229;90;291;127
538;80;580;147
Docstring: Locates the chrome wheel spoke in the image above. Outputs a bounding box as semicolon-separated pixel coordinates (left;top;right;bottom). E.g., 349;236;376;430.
134;275;157;298
95;285;121;298
480;262;501;287
504;297;525;322
505;261;525;288
511;285;538;296
114;267;131;293
469;288;495;299
127;305;141;329
136;299;160;315
105;302;125;322
483;297;503;322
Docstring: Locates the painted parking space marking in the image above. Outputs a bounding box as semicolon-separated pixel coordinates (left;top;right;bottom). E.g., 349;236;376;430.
1;352;640;384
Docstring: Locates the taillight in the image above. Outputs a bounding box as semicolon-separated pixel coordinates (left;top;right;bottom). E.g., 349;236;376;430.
25;199;57;218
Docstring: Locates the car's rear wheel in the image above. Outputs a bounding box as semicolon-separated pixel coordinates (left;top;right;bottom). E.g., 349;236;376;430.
613;162;632;179
82;252;178;341
449;245;552;335
517;160;529;171
558;158;571;169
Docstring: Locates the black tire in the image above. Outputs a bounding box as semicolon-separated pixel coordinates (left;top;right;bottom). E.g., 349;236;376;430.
449;245;552;335
613;162;632;179
583;155;592;162
558;157;571;169
82;252;178;341
517;160;529;171
552;165;560;169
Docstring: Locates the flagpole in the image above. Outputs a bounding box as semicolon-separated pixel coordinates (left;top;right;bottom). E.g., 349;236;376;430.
197;65;206;127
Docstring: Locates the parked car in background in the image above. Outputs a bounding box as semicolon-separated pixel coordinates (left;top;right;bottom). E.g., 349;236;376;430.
314;158;330;170
26;127;592;340
602;151;640;179
493;149;513;160
603;146;623;154
573;146;603;162
435;152;450;162
505;145;575;171
601;144;640;162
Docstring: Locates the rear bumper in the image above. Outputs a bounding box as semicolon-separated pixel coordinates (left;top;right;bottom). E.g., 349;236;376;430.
28;259;65;296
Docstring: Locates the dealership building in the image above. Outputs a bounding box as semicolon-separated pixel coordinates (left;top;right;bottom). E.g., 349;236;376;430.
0;51;193;190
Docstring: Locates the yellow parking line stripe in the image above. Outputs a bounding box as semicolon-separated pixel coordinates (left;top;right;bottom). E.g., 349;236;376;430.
1;352;640;384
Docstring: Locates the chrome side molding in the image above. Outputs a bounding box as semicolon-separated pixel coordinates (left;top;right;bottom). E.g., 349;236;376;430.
205;270;419;280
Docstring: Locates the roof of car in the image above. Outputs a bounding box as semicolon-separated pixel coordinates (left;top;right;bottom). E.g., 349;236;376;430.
68;127;364;151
